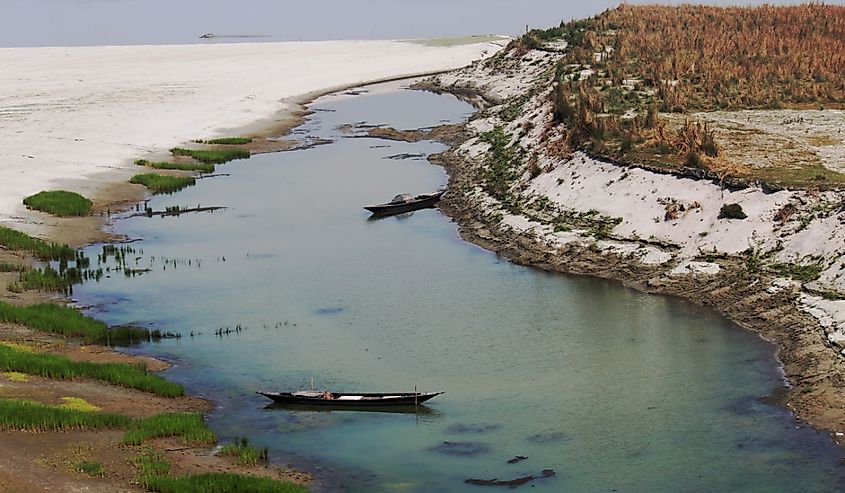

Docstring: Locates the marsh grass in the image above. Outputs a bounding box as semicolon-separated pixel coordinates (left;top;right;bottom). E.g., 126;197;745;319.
0;302;172;346
122;413;215;446
0;226;76;261
23;190;93;217
142;473;308;493
193;137;253;145
170;147;250;164
137;448;171;478
0;262;27;273
0;398;130;431
0;343;184;397
220;437;268;466
10;266;81;294
130;174;196;194
135;159;215;174
0;302;108;340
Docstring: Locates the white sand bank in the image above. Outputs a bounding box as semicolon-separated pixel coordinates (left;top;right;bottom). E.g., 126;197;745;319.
432;44;845;348
0;38;506;232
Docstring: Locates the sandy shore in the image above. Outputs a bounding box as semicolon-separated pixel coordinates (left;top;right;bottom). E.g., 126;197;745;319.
0;37;506;239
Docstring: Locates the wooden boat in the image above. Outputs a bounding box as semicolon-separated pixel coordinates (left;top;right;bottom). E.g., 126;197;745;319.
257;390;443;407
363;190;445;216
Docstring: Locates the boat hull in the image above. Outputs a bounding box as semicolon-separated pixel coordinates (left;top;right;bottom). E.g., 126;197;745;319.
364;192;444;216
257;391;442;407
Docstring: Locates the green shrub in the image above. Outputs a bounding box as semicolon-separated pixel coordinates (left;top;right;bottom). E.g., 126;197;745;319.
23;190;92;217
130;174;196;194
718;203;747;220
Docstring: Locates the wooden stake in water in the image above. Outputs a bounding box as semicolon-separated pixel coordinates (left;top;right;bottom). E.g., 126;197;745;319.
414;385;418;407
310;377;314;390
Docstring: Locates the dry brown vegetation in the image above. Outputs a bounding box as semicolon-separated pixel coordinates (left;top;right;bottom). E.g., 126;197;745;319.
535;3;845;188
554;4;845;111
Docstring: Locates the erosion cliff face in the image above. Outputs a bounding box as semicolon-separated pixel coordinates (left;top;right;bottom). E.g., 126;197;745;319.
418;8;845;439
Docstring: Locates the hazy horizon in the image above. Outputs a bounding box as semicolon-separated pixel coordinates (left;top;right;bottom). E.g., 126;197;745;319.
0;0;836;48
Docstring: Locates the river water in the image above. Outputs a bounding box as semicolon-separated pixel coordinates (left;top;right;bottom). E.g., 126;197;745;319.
72;82;845;492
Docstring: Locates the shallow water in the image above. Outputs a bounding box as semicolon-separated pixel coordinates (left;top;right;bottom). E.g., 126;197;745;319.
73;83;845;492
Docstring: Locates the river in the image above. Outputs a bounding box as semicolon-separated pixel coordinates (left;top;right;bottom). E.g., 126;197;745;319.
72;81;845;492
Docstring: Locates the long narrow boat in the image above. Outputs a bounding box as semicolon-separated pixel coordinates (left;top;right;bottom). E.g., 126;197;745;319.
257;390;443;406
363;190;445;216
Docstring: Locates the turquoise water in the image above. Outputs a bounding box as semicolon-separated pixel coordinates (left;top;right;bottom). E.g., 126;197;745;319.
74;83;845;492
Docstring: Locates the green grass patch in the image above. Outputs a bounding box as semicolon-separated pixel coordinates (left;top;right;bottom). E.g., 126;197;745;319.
0;398;130;431
130;174;196;194
0;343;184;397
0;226;76;261
193;137;253;145
137;448;171;478
0;302;178;344
142;473;308;493
135;159;215;174
22;190;92;217
220;437;268;466
75;461;105;477
0;302;108;341
122;413;215;446
170;147;250;164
